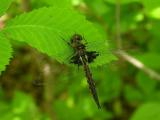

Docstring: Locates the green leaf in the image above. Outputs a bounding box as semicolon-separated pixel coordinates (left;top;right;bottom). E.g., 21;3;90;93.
131;103;160;120
0;33;12;75
2;6;116;67
0;0;13;16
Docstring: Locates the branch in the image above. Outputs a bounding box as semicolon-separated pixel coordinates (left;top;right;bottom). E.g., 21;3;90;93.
42;63;57;120
115;50;160;80
21;0;31;12
115;0;122;49
31;50;57;120
0;14;9;29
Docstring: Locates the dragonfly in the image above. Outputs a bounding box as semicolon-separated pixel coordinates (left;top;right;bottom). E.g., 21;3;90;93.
66;34;101;109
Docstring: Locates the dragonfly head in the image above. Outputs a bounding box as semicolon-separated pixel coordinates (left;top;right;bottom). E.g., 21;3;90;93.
71;34;83;43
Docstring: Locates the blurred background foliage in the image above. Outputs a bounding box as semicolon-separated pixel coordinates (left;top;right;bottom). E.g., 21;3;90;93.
0;0;160;120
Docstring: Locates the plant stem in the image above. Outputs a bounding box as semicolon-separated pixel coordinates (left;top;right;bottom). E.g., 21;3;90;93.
115;0;122;49
115;50;160;80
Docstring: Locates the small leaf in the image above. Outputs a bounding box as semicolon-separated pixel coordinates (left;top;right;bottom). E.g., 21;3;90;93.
0;33;12;75
0;0;13;16
2;6;116;67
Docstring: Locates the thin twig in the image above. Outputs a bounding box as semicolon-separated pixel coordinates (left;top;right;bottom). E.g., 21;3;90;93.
0;14;10;29
32;51;57;120
115;0;122;49
43;63;57;120
115;50;160;80
21;0;31;12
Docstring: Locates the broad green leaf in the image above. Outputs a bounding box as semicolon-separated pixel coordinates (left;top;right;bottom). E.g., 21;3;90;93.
0;0;13;16
2;6;116;67
0;33;12;75
131;103;160;120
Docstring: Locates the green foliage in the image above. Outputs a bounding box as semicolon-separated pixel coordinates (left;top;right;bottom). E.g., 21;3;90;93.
137;72;157;95
31;0;71;8
105;0;160;10
85;0;108;15
11;91;38;119
136;53;160;69
97;67;122;102
106;0;138;4
0;33;12;75
131;103;160;120
2;6;115;67
124;85;143;103
43;0;71;7
0;0;13;16
0;91;43;120
149;20;160;52
0;0;160;120
142;0;160;11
